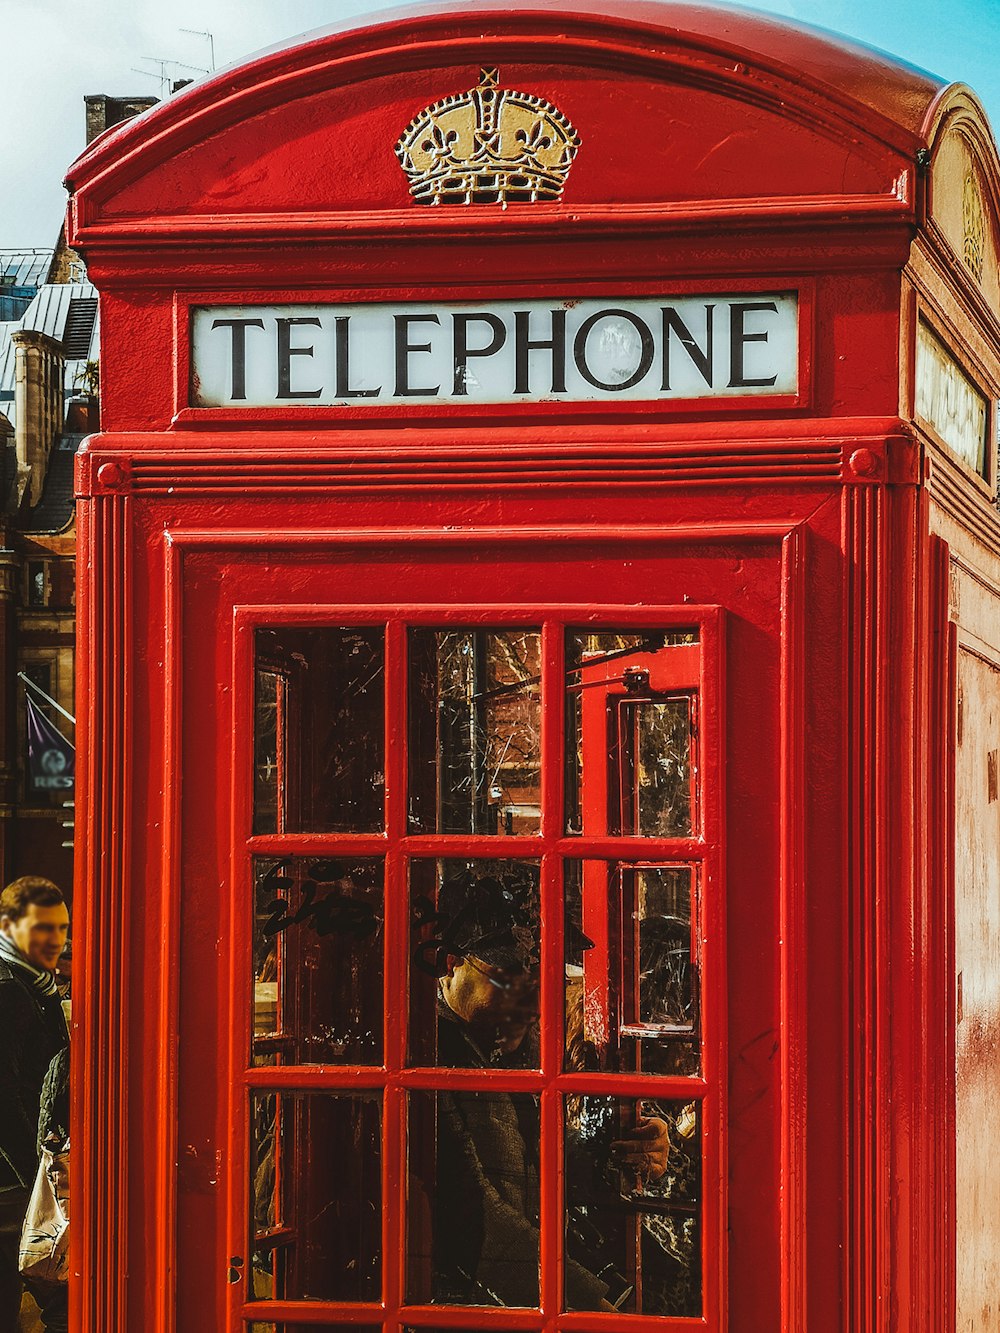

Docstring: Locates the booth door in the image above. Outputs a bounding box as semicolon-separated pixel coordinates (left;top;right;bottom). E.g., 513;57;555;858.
171;536;786;1333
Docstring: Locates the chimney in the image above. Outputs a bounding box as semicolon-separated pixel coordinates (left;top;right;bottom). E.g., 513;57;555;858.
11;330;63;508
84;94;159;146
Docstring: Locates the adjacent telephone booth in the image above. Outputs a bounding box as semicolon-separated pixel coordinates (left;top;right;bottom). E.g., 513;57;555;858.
65;4;1000;1331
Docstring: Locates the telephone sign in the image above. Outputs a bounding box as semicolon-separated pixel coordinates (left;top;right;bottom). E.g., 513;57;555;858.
191;295;799;407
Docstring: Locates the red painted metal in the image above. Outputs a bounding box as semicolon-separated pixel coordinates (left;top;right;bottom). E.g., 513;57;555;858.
63;2;1000;1331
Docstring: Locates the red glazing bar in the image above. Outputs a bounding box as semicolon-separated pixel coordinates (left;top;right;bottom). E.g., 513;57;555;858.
578;645;612;1063
399;834;551;856
389;1305;543;1329
557;835;706;860
703;610;727;1327
540;618;565;1329
384;618;408;1331
230;615;255;1333
241;1300;385;1323
246;831;390;857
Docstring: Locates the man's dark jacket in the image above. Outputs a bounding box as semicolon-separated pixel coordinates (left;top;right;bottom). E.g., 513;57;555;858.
432;1002;609;1309
0;957;67;1189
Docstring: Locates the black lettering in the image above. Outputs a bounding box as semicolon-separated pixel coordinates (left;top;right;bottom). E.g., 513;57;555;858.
261;861;379;941
661;305;714;391
514;309;567;395
394;314;441;397
276;317;323;399
334;317;380;398
211;317;265;400
573;309;654;392
452;313;506;396
728;301;778;388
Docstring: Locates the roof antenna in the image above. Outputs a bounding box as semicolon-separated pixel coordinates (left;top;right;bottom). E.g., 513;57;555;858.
131;55;209;98
181;29;216;73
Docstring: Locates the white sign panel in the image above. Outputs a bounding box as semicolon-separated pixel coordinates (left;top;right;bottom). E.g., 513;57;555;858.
190;295;798;408
915;322;989;476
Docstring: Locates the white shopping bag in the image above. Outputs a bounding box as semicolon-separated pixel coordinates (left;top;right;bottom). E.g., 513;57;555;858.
19;1143;69;1283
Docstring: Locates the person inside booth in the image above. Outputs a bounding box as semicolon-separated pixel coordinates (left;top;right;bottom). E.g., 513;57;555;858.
420;866;677;1311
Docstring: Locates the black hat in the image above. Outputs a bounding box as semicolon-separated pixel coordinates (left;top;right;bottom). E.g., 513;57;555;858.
438;867;540;971
413;864;594;978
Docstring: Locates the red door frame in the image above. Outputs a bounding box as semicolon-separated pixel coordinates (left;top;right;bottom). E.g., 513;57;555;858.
223;600;724;1331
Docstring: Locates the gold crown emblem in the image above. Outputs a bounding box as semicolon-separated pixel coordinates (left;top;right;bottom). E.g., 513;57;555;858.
395;67;580;206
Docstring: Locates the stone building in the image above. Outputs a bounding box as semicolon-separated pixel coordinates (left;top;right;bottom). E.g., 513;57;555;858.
0;265;95;885
0;94;155;888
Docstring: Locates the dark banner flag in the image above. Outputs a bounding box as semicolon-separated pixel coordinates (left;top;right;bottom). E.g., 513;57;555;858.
26;694;75;791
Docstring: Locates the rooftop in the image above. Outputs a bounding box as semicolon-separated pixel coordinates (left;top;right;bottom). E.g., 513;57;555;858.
0;283;99;431
0;250;55;290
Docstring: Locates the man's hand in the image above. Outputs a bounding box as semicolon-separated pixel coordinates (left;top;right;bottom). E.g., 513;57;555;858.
609;1114;670;1181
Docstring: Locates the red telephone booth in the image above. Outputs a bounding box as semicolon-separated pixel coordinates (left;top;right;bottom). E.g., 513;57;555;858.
65;4;1000;1331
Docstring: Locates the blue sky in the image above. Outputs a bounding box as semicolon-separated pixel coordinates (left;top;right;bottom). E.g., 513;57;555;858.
2;0;999;248
746;0;1000;106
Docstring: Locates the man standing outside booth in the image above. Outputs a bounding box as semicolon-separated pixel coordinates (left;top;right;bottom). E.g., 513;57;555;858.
0;878;69;1332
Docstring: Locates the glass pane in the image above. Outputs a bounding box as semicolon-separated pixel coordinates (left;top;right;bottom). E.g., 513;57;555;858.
409;859;541;1067
254;627;385;833
407;1089;540;1307
250;1092;381;1303
565;629;698;836
564;862;699;1076
564;1096;701;1315
620;697;693;836
409;629;541;834
253;858;384;1066
254;668;283;835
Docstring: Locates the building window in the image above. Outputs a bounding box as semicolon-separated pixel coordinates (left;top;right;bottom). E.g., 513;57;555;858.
25;560;48;608
23;661;52;703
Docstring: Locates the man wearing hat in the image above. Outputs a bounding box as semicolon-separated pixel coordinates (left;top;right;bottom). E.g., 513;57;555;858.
425;867;669;1310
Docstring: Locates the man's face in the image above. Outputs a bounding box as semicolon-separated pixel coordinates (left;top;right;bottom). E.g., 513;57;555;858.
444;954;539;1051
2;902;69;970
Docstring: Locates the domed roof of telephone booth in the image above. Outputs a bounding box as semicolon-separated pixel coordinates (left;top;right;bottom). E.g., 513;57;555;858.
66;0;991;240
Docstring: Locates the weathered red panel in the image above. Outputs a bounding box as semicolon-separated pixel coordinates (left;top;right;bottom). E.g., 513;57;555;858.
95;63;896;219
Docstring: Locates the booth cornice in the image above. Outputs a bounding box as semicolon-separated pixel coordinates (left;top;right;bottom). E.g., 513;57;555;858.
73;417;917;499
70;193;915;248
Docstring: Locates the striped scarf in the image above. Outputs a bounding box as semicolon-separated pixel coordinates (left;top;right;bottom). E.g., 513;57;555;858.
0;931;58;997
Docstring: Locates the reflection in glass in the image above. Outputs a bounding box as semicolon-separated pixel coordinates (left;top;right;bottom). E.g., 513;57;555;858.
254;668;284;835
409;629;541;834
565;863;699;1076
250;1092;381;1303
248;1326;380;1333
254;626;385;834
253;858;383;1066
565;630;698;836
407;1089;540;1308
564;1096;701;1315
408;859;541;1068
248;1327;380;1333
618;697;693;836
